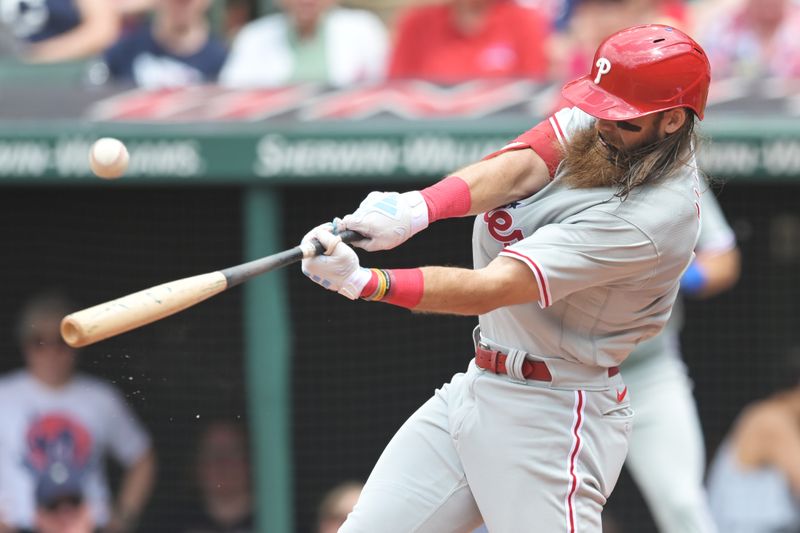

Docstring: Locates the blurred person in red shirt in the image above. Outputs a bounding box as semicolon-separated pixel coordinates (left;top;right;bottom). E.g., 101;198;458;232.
698;0;800;80
387;0;551;82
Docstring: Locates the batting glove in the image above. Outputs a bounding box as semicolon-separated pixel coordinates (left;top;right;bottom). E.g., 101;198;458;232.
301;225;372;300
341;191;429;251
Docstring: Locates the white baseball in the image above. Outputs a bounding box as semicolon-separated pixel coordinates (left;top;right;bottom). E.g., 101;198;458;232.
89;137;129;179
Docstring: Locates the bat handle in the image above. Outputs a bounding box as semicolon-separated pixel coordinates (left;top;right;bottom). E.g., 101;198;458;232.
307;230;365;257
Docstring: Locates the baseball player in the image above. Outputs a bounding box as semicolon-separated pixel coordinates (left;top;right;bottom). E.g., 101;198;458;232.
301;24;711;532
615;189;740;533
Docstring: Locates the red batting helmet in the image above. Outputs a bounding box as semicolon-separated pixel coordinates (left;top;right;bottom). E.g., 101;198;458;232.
561;24;711;120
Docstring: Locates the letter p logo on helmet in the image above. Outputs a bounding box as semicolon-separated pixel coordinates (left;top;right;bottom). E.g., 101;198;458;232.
594;58;611;84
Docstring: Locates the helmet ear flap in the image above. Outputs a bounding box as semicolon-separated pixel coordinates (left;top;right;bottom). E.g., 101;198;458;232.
561;24;711;121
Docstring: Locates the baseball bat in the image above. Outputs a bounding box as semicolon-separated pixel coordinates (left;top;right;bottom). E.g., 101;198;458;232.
61;230;364;348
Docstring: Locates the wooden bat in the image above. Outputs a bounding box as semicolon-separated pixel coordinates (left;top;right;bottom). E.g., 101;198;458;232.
61;230;364;348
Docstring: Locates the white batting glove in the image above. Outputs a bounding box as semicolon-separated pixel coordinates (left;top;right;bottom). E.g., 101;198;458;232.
341;191;429;251
301;225;372;300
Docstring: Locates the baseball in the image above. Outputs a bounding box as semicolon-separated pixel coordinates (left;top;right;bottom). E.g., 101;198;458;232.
89;138;129;179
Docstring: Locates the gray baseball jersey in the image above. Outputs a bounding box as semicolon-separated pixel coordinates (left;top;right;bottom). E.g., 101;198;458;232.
474;107;701;369
623;188;736;369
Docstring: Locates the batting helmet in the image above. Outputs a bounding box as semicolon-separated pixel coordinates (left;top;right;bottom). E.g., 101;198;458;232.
561;24;711;120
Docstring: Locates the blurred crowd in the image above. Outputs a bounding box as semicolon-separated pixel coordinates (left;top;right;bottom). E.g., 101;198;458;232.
0;0;797;89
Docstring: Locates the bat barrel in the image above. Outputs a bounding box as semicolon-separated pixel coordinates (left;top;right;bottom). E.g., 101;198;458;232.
60;230;366;347
60;272;229;348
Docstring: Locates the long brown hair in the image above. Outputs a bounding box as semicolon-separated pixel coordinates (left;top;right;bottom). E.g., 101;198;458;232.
560;112;698;200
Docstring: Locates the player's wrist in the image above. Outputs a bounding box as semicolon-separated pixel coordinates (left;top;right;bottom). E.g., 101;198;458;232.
340;267;373;300
360;268;424;309
399;190;430;235
419;175;471;223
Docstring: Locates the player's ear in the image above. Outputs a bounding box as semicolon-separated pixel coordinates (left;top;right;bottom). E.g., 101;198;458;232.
663;109;688;135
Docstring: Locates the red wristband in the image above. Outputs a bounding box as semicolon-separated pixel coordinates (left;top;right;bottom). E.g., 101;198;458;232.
420;176;471;223
383;268;424;309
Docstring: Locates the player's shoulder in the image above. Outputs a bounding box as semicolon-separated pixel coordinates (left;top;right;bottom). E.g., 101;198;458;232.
620;169;699;223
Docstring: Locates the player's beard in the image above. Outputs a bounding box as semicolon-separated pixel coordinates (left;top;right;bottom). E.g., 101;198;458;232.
559;118;696;199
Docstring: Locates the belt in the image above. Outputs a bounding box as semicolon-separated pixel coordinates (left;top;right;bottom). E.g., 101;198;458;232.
475;345;619;382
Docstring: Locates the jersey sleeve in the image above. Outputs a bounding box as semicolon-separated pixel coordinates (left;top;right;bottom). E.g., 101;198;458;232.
105;387;152;466
482;107;595;178
499;210;659;308
696;187;736;253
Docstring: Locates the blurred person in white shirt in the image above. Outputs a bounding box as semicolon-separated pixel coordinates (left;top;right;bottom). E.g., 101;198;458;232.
0;292;155;533
220;0;387;87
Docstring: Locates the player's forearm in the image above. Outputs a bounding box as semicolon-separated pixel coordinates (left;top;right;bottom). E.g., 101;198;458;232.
408;267;498;315
113;450;156;530
362;259;540;314
442;149;550;217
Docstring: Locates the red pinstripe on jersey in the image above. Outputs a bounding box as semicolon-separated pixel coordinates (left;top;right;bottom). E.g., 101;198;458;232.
498;248;552;308
565;390;586;533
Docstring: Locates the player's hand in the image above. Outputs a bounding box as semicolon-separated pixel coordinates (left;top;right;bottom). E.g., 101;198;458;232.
341;191;429;251
301;224;372;300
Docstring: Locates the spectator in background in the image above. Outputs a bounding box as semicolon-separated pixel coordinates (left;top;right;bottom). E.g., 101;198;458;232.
224;0;255;43
182;420;253;533
698;0;800;80
219;0;388;87
110;0;157;35
25;460;96;533
549;0;688;83
707;383;800;531
387;0;550;83
0;0;120;63
0;292;155;533
104;0;228;88
317;481;363;533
